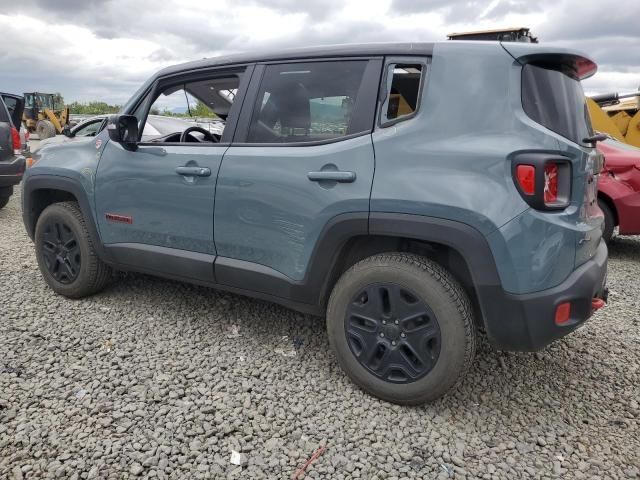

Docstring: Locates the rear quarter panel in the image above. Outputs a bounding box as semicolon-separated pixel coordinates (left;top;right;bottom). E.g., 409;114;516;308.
371;41;580;294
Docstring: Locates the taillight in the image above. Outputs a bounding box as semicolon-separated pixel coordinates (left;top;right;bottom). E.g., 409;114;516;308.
543;164;558;204
516;165;535;195
10;126;21;155
512;153;571;211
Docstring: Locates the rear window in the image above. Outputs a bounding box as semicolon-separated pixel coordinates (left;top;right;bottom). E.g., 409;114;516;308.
522;63;592;146
0;99;9;123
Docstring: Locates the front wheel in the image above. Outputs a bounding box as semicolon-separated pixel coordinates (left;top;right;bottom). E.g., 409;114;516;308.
326;253;476;405
35;202;112;298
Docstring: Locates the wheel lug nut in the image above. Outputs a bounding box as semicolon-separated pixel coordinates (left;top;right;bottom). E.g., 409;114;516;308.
382;320;386;325
379;332;384;337
394;320;399;325
401;333;406;338
391;341;396;346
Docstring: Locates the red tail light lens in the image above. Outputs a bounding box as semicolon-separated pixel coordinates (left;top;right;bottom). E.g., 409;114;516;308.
513;154;571;211
516;165;535;195
10;126;21;155
544;164;558;204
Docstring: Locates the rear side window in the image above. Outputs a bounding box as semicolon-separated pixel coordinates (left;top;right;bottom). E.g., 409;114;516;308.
522;63;592;146
381;63;424;124
246;61;370;144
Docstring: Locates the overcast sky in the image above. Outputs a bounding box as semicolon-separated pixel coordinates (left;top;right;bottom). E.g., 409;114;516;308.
1;0;639;104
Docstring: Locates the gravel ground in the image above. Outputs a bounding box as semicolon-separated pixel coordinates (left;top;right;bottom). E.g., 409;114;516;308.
1;188;639;480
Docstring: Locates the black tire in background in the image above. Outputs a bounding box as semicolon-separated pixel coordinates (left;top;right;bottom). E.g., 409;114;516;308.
34;202;112;298
0;196;9;210
36;119;56;139
598;199;615;244
326;253;476;405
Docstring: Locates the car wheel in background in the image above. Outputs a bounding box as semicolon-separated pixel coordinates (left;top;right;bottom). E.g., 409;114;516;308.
35;202;112;298
326;253;476;405
598;199;615;244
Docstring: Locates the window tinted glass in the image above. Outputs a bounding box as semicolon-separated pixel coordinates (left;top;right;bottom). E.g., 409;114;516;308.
2;97;17;118
74;120;104;137
522;63;592;146
139;72;244;142
246;61;369;143
0;100;8;123
383;64;423;123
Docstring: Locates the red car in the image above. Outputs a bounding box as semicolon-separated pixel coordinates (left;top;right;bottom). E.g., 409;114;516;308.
598;139;640;242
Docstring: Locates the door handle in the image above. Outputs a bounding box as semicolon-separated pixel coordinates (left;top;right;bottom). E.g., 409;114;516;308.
175;166;211;177
307;171;356;183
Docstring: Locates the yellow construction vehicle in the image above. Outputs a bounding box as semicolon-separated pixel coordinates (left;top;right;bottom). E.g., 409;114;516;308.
22;92;70;139
588;92;640;147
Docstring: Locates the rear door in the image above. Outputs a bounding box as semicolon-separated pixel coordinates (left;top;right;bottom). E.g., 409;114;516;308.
214;58;381;289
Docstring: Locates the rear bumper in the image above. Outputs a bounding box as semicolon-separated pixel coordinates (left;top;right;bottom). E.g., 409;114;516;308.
480;239;608;351
0;155;26;187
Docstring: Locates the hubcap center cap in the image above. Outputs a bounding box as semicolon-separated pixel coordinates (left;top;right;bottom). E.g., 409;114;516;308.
383;324;401;341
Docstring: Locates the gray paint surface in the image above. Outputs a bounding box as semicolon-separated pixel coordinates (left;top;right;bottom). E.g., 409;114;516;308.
215;135;374;281
25;40;604;296
370;41;602;294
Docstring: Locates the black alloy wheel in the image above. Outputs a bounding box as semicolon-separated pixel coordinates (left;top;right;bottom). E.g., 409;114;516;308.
40;219;81;284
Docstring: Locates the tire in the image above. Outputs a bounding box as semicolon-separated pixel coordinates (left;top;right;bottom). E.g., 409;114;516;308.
36;119;56;139
598;199;615;244
0;196;9;210
35;202;112;298
326;253;476;405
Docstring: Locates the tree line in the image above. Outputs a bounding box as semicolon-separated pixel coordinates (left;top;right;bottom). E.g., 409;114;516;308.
68;100;216;118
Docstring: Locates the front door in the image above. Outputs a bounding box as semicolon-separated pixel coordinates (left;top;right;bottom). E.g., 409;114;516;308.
214;59;381;291
94;66;252;282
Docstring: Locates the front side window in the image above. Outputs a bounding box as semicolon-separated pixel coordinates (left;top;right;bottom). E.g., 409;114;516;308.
246;61;369;143
135;69;245;143
522;63;593;146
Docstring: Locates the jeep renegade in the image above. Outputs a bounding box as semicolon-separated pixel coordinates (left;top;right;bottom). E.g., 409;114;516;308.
22;41;608;404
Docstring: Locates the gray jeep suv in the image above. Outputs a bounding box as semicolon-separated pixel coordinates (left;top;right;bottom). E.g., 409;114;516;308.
22;41;608;404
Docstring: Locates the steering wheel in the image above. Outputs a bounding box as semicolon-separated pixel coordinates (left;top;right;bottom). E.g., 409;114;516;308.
180;126;217;143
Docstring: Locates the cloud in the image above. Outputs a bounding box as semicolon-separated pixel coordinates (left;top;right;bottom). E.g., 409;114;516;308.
0;0;638;103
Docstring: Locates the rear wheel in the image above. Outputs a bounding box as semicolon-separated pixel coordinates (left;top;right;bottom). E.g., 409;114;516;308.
35;202;112;298
598;199;615;244
326;253;476;405
36;119;56;139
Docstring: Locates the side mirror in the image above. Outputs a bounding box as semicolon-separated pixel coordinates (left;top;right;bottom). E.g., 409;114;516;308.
62;125;73;137
107;114;138;150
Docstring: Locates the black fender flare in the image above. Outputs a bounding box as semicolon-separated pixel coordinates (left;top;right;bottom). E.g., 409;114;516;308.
22;175;109;261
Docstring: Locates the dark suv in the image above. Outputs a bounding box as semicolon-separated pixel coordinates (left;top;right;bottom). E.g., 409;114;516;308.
22;42;608;404
0;93;26;209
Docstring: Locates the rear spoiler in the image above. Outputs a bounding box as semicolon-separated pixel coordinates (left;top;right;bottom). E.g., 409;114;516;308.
501;43;597;80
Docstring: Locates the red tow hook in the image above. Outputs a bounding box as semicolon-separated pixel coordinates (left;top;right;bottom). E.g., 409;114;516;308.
592;298;606;311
